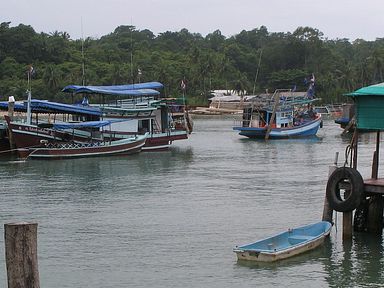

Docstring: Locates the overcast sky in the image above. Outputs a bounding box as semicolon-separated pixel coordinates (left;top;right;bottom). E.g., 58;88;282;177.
2;0;383;41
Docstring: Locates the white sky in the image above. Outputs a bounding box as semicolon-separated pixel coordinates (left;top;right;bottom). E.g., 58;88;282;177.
2;0;383;41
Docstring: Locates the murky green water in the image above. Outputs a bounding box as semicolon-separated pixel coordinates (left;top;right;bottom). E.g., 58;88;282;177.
0;117;383;287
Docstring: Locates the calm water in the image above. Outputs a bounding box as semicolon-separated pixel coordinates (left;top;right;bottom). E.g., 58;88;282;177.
1;117;384;287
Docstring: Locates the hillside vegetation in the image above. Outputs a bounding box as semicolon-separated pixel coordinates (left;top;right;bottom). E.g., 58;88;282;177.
1;22;384;105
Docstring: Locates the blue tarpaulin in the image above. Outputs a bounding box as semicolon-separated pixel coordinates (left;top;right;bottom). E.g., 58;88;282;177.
0;99;102;116
52;119;129;130
30;99;101;116
62;82;163;96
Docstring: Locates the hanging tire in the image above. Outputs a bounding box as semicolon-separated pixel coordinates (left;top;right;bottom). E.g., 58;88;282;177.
326;167;364;212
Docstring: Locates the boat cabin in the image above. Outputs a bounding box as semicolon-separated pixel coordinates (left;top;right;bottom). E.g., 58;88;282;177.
242;107;294;128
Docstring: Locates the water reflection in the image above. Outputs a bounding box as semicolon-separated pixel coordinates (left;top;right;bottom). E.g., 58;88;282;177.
325;232;384;287
2;118;384;287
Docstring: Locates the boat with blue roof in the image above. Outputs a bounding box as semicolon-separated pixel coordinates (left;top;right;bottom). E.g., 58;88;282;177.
0;81;192;154
11;120;147;159
62;81;192;151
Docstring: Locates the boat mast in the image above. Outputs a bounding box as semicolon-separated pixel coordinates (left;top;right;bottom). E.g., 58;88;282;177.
26;65;33;125
81;18;86;86
252;49;263;95
130;21;134;85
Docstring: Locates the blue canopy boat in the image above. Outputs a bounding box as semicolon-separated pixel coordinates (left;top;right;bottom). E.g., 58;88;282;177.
62;81;191;151
9;119;147;159
233;221;332;262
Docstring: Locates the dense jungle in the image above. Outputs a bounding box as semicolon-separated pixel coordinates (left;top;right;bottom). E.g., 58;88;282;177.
0;22;383;105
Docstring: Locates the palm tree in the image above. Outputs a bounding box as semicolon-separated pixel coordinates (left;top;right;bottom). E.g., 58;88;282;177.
43;65;60;91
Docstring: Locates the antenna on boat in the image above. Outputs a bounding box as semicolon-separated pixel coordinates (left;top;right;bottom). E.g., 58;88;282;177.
252;49;263;95
81;17;86;86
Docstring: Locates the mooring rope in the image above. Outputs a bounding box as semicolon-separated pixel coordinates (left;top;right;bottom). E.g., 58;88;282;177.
0;144;42;155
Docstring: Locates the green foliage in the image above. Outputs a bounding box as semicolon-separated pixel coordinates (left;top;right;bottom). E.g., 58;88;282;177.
1;22;384;105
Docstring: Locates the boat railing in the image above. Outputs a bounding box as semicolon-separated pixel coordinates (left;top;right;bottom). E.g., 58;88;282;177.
44;141;104;149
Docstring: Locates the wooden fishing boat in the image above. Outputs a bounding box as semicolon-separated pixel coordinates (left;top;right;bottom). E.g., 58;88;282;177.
233;221;332;262
233;77;322;139
2;99;103;152
62;82;192;151
233;92;322;139
15;121;147;159
1;81;192;152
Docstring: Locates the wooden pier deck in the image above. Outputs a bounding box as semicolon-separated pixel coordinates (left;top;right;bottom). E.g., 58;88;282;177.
364;178;384;194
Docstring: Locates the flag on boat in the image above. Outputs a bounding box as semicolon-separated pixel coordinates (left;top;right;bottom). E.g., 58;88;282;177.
307;73;315;99
180;79;186;91
310;73;315;83
27;65;35;76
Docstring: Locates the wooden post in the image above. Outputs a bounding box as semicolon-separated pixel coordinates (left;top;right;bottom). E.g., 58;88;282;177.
367;196;384;234
372;151;378;179
8;96;15;119
371;131;380;179
4;222;40;288
352;128;358;169
7;96;16;149
322;152;338;222
343;129;359;240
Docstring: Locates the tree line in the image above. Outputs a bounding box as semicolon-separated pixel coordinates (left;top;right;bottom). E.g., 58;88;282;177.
1;21;384;105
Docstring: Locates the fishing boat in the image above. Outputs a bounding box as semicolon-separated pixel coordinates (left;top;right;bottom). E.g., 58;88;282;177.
62;81;192;151
233;89;322;139
15;121;147;159
233;221;332;262
1;99;103;153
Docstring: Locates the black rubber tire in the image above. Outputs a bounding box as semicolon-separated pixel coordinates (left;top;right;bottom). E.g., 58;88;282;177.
326;167;364;212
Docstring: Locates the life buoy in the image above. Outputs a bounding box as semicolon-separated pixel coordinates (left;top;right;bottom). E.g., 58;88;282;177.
326;167;364;212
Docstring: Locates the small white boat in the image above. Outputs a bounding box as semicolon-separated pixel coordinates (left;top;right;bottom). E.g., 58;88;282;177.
233;221;332;262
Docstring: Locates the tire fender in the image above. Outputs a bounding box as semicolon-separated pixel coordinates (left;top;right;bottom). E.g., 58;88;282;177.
326;167;364;212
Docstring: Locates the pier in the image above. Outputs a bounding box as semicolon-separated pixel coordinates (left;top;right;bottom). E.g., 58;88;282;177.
323;83;384;238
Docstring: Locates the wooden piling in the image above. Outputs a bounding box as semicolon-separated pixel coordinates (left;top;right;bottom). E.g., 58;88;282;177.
7;96;16;149
371;131;380;179
4;222;40;288
322;153;338;223
343;130;359;240
367;196;384;234
8;98;14;119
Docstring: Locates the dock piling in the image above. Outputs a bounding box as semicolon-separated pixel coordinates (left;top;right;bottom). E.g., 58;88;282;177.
4;222;40;288
322;152;338;223
7;96;16;149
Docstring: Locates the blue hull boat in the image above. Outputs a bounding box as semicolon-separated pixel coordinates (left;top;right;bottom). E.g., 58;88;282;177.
233;115;322;139
233;221;332;262
233;80;322;139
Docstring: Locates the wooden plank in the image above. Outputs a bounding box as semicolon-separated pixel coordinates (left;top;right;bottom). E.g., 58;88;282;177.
265;91;280;140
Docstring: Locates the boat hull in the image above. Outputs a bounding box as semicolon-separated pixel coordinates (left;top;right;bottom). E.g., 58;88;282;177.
142;131;188;151
5;118;94;149
233;116;322;139
21;136;146;159
5;117;188;152
233;221;332;262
